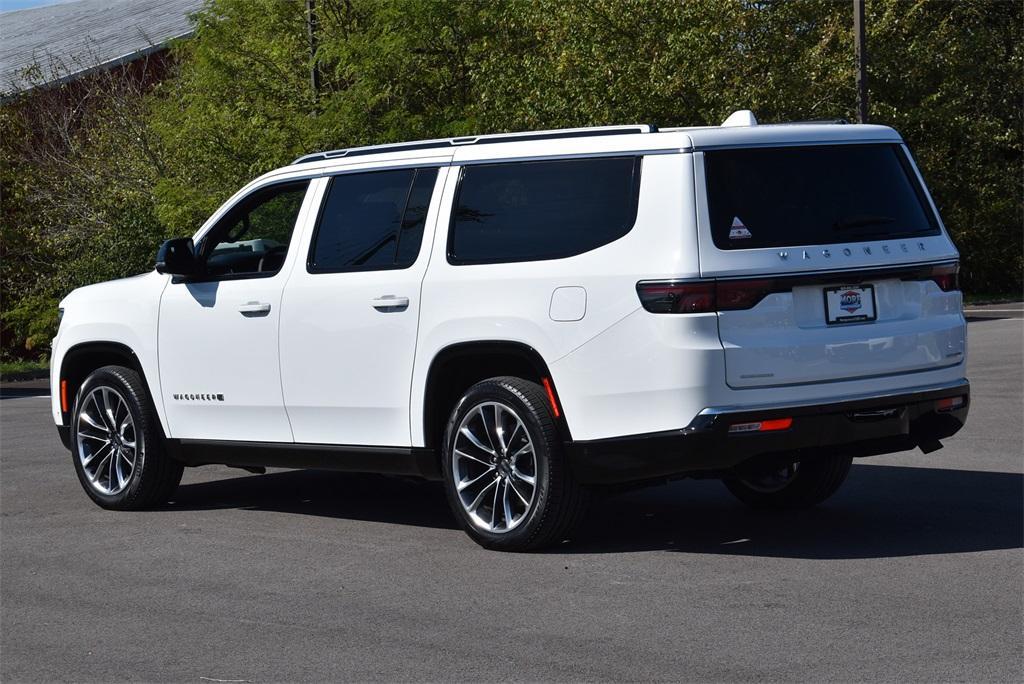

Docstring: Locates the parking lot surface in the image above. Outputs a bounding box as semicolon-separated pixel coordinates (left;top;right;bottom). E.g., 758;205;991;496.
1;317;1021;682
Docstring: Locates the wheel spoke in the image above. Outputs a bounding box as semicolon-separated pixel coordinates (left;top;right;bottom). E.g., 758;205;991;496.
493;405;509;455
477;406;498;453
454;448;491;469
82;443;112;469
115;452;127;489
489;476;501;529
509;440;534;462
79;429;109;444
459;425;496;457
511;467;535;487
79;409;107;434
506;419;523;450
457;465;496;492
502;480;514;529
89;450;112;483
508;479;531;506
467;477;499;514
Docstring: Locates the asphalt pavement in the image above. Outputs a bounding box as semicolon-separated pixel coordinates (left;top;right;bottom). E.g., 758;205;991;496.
1;317;1021;682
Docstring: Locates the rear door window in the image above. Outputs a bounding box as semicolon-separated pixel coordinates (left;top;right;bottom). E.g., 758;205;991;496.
448;156;642;264
308;167;439;272
704;144;940;250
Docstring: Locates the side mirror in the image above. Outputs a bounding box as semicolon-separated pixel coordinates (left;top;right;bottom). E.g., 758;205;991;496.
155;238;200;277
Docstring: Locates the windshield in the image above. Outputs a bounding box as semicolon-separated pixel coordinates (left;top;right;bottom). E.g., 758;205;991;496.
704;143;940;250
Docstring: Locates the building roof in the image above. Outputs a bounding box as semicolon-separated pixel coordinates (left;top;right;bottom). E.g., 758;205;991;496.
0;0;202;95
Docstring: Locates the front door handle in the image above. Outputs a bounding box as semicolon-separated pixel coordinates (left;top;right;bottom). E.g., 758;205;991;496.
239;301;272;317
372;295;410;312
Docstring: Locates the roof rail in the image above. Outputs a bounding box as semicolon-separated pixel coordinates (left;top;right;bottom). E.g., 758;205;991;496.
291;124;656;165
776;118;850;125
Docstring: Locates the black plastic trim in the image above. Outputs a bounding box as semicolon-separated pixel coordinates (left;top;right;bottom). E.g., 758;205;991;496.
165;439;442;480
56;425;71;450
567;381;969;485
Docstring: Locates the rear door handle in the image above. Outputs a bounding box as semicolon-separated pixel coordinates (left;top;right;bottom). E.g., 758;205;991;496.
372;295;410;312
238;301;272;317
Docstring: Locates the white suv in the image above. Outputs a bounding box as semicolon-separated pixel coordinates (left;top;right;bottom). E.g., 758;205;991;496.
51;111;969;550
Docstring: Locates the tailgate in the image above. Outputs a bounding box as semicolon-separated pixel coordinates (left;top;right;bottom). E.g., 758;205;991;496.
717;266;965;389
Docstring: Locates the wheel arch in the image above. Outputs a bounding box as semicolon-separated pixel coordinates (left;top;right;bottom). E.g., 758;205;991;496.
421;340;570;454
58;342;155;427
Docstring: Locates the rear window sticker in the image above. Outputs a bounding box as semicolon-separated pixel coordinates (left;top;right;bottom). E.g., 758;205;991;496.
729;216;752;240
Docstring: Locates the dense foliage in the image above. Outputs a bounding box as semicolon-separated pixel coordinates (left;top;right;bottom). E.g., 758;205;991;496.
2;0;1020;360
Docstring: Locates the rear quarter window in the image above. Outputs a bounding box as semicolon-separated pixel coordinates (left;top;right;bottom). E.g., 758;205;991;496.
448;156;642;264
704;143;940;250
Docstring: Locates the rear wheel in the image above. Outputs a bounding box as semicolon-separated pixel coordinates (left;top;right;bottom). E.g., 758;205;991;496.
441;376;589;551
723;453;852;509
71;365;183;510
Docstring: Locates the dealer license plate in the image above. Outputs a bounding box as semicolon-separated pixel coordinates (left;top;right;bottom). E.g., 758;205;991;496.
824;284;876;324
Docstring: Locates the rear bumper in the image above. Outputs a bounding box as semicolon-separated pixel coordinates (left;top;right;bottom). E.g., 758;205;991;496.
566;379;969;485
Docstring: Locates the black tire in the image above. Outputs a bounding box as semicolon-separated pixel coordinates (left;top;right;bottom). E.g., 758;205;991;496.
441;376;589;551
723;453;852;509
70;365;183;510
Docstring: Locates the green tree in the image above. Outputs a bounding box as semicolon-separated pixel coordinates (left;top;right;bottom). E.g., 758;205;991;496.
3;0;1020;360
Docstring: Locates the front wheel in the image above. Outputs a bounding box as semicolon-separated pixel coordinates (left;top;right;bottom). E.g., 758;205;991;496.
441;376;589;551
723;453;852;509
70;365;183;510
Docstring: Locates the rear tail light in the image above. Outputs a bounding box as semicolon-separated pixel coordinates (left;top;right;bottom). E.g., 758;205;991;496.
636;281;715;314
639;261;961;314
715;278;779;311
636;278;782;314
929;262;959;292
728;417;793;433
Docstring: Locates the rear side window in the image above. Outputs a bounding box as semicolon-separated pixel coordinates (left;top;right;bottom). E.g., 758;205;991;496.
448;156;642;264
704;144;940;250
308;167;439;272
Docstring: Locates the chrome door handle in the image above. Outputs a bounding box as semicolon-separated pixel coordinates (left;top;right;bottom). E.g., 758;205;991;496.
372;295;410;312
238;301;272;317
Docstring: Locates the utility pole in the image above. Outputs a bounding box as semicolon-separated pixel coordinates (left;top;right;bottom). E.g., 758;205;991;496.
306;0;321;103
854;0;868;123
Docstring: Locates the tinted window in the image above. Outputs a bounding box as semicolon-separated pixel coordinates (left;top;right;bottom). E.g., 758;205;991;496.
309;167;438;272
449;157;642;264
202;181;309;277
396;168;438;267
704;144;940;250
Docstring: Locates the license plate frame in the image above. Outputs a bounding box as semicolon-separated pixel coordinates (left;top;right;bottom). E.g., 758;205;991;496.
824;284;877;325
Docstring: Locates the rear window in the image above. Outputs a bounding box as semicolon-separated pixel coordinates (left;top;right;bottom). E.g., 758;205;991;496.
704;144;940;250
448;156;642;264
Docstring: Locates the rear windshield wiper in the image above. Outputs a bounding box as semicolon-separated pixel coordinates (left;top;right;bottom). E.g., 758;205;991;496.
833;215;896;231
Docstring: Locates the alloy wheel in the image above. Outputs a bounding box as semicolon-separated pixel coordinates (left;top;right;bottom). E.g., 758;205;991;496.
76;386;140;496
451;401;538;533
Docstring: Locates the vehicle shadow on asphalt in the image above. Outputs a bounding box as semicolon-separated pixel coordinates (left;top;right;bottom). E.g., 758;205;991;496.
168;463;1022;560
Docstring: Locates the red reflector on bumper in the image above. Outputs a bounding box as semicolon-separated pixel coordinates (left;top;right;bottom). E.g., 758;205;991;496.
728;417;793;433
60;380;68;413
935;396;965;412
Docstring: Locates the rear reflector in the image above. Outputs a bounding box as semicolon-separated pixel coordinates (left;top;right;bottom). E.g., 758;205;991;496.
541;377;561;418
728;417;793;433
60;380;68;413
935;396;965;412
